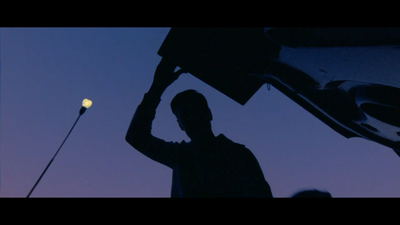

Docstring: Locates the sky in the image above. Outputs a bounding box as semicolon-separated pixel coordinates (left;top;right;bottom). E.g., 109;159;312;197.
1;27;400;197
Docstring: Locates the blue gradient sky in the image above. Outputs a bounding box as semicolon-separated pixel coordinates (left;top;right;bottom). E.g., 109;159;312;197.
1;27;400;197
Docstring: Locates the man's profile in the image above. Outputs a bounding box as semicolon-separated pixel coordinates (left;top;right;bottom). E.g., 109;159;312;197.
125;58;273;197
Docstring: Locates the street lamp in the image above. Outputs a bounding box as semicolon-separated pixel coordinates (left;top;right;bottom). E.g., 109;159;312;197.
80;98;92;115
26;98;93;198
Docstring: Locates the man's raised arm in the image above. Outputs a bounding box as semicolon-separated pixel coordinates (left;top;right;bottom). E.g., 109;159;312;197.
125;58;185;167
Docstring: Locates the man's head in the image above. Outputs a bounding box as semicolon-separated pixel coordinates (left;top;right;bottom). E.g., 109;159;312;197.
170;89;213;139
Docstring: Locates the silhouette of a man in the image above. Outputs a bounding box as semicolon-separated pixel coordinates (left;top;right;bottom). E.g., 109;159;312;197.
126;58;273;197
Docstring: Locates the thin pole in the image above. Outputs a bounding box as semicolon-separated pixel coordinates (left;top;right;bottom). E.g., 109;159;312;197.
26;114;82;198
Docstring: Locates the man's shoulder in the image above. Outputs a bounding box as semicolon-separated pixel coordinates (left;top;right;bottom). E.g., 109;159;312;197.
217;134;259;163
217;134;248;151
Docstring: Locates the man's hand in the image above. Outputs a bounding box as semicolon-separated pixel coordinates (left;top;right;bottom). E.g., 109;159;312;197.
152;58;186;90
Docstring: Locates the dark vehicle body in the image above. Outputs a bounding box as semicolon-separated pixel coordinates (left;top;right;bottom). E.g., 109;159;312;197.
158;28;400;156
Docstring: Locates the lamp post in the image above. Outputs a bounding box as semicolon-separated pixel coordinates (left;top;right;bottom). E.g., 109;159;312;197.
26;99;92;198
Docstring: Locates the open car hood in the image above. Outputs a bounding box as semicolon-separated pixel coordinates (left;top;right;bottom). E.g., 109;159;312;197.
158;28;400;157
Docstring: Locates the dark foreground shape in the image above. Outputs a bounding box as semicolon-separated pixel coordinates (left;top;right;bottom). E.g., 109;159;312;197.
292;190;332;198
158;28;400;157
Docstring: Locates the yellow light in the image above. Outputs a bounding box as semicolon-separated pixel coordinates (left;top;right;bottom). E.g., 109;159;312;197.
82;98;92;108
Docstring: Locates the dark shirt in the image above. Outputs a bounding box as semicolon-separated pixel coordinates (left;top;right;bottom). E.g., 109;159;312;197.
127;93;273;197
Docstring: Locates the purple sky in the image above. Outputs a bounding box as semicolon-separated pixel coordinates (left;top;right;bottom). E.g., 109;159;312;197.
1;27;400;197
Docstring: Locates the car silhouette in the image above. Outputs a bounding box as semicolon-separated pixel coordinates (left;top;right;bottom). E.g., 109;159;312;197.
158;28;400;157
